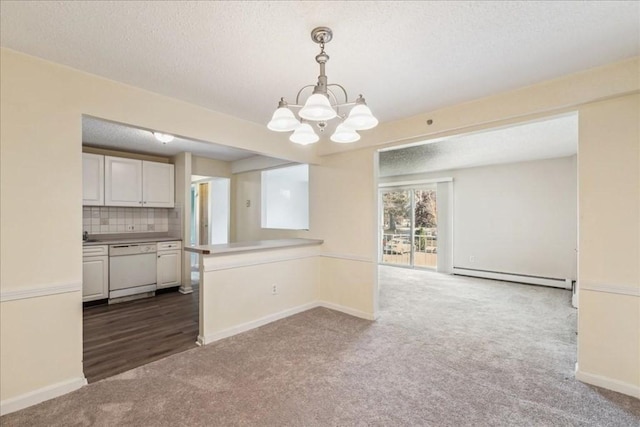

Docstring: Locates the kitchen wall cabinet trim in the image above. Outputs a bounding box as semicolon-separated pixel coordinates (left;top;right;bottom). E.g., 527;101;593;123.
82;153;105;206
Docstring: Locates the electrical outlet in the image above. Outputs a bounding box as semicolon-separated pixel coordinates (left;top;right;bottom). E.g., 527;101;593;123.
127;225;135;231
271;284;277;295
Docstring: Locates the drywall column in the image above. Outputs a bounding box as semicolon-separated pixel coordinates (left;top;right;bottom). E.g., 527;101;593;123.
173;152;193;294
576;93;640;398
313;149;378;319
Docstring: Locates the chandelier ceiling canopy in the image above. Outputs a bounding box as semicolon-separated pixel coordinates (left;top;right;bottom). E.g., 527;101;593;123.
267;27;378;145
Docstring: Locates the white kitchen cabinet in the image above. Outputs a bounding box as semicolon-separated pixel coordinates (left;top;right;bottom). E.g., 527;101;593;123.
156;241;181;289
105;156;143;206
143;161;175;208
82;153;104;206
104;156;174;207
83;245;109;302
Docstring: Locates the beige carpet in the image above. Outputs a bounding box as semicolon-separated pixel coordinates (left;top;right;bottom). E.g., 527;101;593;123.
2;266;639;426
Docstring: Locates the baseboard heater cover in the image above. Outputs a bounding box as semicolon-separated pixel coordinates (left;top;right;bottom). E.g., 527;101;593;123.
452;267;572;289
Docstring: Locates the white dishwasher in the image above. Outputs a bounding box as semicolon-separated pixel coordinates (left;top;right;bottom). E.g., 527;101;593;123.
109;243;157;299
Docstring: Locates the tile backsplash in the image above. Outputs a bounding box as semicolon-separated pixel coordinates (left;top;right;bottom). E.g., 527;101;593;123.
83;207;170;234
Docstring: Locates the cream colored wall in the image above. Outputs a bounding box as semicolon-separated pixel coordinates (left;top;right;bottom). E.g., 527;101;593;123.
1;44;639;406
229;148;379;316
232;170;310;242
0;48;318;405
380;156;578;280
576;93;639;396
308;148;378;317
318;57;640;157
191;155;231;178
199;247;320;342
0;293;83;400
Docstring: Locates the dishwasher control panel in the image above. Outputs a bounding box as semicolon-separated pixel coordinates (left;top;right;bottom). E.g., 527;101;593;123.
109;243;157;256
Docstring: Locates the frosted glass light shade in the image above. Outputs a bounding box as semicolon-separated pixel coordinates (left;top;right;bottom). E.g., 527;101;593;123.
289;123;319;145
153;132;174;143
330;123;360;143
343;104;378;130
267;107;300;132
299;93;337;121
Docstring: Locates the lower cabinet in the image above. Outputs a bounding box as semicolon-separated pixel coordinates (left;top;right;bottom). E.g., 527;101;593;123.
157;241;182;289
83;245;109;302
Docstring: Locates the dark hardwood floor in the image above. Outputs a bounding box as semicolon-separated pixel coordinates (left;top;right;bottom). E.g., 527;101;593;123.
83;286;199;383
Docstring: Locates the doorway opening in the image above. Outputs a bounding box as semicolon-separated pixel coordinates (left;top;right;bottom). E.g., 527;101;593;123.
190;175;230;285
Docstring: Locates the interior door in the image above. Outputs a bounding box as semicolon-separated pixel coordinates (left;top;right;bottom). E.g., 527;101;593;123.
198;182;209;245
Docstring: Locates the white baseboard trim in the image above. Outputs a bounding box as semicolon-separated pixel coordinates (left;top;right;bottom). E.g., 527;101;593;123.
178;285;193;295
452;267;571;289
1;282;82;303
317;300;377;320
198;300;377;346
0;376;87;416
198;301;319;345
575;365;640;399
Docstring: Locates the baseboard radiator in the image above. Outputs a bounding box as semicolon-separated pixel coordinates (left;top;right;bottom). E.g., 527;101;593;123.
452;267;572;289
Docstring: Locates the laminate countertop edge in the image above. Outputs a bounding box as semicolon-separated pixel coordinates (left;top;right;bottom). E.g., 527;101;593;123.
184;238;324;256
83;236;182;246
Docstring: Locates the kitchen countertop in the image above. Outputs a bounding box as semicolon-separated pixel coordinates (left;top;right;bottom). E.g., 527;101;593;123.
184;238;323;256
83;236;181;246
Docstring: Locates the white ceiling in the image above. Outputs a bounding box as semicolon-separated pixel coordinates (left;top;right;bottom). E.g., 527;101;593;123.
378;114;578;177
82;116;255;161
1;1;638;129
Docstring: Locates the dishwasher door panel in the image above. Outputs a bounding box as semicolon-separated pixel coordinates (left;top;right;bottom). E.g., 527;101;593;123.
109;253;157;291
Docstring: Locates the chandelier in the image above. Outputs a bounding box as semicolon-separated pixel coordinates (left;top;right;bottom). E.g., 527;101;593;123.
267;27;378;145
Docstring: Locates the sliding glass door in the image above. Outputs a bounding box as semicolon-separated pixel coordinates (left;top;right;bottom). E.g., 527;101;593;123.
380;187;437;269
413;189;437;269
381;189;412;267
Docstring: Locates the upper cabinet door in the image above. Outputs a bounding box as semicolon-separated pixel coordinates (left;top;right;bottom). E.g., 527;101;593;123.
82;153;104;206
142;161;174;208
105;156;143;206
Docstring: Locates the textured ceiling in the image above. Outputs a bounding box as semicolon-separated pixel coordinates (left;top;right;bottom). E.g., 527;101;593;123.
82;116;256;161
379;114;578;177
1;1;638;129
